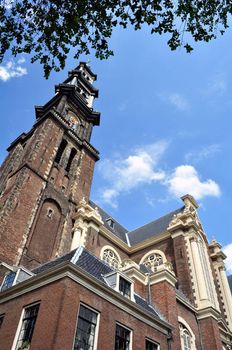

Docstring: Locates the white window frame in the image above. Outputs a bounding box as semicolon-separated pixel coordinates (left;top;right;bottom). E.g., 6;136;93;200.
140;250;167;272
115;322;133;350
178;316;196;350
1;270;18;291
145;338;160;350
100;245;122;269
72;303;100;350
11;302;40;350
1;267;34;292
104;271;135;301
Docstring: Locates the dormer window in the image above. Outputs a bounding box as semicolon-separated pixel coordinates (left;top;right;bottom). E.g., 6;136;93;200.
106;218;115;229
1;271;16;291
0;267;33;292
119;276;131;299
104;271;134;301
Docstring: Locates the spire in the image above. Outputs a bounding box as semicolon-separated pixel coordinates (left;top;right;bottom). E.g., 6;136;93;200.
61;62;98;109
35;62;100;137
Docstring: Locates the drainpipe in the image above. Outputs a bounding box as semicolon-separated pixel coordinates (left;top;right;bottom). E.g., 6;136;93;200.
146;272;151;305
167;330;173;350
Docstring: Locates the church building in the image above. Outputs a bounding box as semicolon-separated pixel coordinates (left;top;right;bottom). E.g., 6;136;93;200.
0;63;231;350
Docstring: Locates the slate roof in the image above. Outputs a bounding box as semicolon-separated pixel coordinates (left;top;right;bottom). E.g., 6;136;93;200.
32;247;162;320
228;275;232;294
89;200;128;243
74;248;112;283
32;249;76;274
90;200;184;246
127;207;184;246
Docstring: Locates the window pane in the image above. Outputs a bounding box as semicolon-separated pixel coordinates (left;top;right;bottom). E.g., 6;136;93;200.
74;305;98;350
146;339;159;350
115;324;130;350
16;304;40;349
1;271;16;291
119;277;131;299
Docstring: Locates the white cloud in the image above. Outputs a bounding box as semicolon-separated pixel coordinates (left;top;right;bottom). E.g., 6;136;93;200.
98;141;168;208
185;144;222;163
0;58;27;82
203;75;227;96
223;243;232;274
166;165;221;200
167;93;189;111
96;141;221;208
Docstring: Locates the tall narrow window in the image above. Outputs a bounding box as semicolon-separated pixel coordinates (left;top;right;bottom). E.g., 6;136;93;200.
74;304;98;350
146;339;159;350
179;322;196;350
115;324;131;350
119;277;131;299
15;304;40;349
54;139;67;164
66;148;77;172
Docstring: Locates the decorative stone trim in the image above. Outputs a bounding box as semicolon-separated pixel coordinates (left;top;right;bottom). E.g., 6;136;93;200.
71;197;104;250
149;265;177;287
100;246;121;269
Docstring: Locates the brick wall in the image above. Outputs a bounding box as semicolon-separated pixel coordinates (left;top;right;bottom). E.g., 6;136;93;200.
0;277;169;350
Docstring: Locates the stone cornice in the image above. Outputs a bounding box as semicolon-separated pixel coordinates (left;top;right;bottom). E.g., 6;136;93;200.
176;292;196;313
0;262;172;335
149;266;177;287
121;266;147;285
197;306;221;321
36;85;100;125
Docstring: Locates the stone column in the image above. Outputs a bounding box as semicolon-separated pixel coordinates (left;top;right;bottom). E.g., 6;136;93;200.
190;237;209;303
218;265;232;330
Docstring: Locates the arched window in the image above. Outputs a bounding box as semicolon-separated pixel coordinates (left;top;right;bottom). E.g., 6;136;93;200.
140;251;165;272
179;318;196;350
54;139;67;164
65;148;77;172
101;247;121;269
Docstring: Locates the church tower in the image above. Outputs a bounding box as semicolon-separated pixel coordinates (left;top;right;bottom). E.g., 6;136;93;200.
0;62;100;270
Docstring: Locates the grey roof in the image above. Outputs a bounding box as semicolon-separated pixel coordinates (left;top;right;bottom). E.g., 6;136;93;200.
127;207;184;246
228;275;232;293
32;247;162;320
89;200;128;243
89;200;184;246
32;250;77;274
139;264;153;274
75;248;112;283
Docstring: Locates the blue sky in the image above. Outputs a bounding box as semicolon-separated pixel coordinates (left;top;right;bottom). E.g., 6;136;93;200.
0;26;232;273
